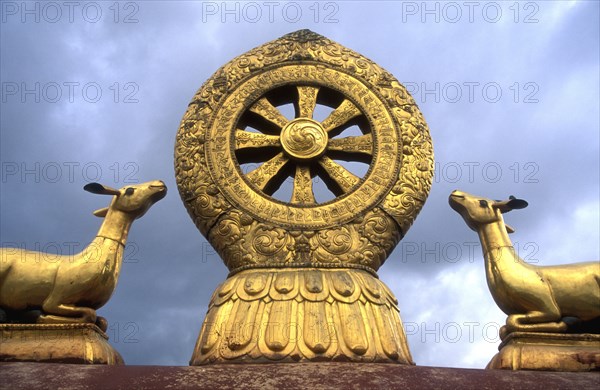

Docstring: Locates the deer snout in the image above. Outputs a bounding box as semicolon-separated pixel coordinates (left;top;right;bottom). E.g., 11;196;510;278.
149;181;167;193
448;191;470;220
149;180;166;189
149;181;167;202
450;190;465;198
448;190;465;207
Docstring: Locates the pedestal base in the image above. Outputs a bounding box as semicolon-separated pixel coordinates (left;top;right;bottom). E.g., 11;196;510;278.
192;268;413;364
0;323;124;365
487;332;600;371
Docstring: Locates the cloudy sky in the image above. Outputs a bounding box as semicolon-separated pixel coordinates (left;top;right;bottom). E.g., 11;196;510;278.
1;0;598;368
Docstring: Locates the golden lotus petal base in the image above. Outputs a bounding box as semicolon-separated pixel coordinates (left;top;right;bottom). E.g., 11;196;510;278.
191;268;413;364
0;323;124;365
487;332;600;371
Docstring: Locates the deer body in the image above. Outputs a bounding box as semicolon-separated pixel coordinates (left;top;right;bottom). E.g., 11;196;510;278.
450;190;600;335
0;181;166;329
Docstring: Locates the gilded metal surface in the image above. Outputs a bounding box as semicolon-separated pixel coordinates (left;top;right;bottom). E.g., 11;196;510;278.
449;191;600;339
191;268;412;364
175;30;433;364
487;332;600;371
175;29;433;239
0;323;124;365
0;181;166;333
280;118;328;161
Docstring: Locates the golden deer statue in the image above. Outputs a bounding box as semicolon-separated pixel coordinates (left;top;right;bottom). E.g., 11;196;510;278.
449;190;600;338
0;180;166;331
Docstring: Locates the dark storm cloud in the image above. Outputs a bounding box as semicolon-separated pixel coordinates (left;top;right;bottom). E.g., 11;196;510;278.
1;1;597;368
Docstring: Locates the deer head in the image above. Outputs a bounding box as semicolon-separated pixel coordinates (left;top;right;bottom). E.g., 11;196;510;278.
84;180;167;219
449;190;528;233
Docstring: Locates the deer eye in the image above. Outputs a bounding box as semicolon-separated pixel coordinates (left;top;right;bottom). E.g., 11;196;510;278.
125;188;135;195
479;200;488;208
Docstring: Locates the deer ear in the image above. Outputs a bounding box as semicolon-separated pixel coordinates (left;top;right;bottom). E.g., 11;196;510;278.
507;196;528;210
492;201;510;213
493;196;528;213
84;183;120;196
93;207;109;218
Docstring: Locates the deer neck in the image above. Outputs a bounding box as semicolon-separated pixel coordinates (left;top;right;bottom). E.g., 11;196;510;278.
80;206;134;289
477;215;522;269
477;217;512;251
96;207;135;247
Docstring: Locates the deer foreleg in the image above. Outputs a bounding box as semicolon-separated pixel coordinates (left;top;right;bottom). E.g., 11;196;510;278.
39;299;97;325
500;310;567;339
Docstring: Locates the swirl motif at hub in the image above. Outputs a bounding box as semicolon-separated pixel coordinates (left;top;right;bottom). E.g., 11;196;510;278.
175;30;434;364
280;118;328;161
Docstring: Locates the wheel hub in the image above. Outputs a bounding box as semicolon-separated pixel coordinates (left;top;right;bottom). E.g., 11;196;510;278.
280;118;328;162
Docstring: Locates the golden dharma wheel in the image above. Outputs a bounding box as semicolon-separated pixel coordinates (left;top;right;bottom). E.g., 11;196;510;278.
175;30;433;364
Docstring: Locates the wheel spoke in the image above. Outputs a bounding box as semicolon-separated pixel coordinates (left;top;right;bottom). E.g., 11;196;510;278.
235;130;281;151
327;135;373;157
318;156;360;193
246;152;289;191
248;98;289;129
291;165;315;205
321;99;362;133
296;86;319;118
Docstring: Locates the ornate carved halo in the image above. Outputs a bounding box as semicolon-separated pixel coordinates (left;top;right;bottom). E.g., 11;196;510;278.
175;30;433;270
